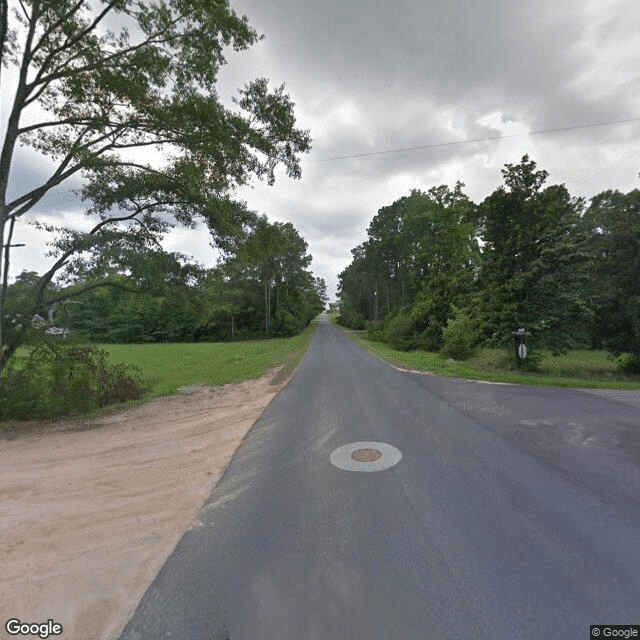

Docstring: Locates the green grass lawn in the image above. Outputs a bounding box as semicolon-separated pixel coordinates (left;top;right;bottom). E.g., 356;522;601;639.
101;321;318;397
0;323;317;426
338;326;640;390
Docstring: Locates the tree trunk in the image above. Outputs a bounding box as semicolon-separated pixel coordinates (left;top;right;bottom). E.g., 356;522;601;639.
0;12;38;372
264;282;270;335
386;278;390;315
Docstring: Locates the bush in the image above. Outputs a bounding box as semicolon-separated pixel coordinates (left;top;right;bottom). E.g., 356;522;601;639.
410;328;439;352
384;314;416;351
336;310;366;330
366;320;385;341
440;306;479;361
274;308;301;337
619;354;640;376
0;343;150;420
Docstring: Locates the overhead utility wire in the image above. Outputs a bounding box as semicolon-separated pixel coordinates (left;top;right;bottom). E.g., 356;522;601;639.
572;148;640;186
314;116;640;162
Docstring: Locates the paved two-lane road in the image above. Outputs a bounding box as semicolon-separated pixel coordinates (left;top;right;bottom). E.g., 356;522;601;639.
119;317;640;639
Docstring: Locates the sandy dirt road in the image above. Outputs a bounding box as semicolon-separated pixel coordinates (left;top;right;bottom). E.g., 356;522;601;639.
0;369;287;640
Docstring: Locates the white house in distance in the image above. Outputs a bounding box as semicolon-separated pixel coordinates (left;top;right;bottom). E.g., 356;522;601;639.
32;313;69;338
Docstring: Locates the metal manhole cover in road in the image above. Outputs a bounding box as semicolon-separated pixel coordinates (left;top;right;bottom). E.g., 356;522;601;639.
330;441;402;472
351;448;382;462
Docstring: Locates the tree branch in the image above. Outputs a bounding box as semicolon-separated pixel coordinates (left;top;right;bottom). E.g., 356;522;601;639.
31;0;108;64
29;12;186;92
0;0;9;76
44;279;145;306
17;115;97;133
7;161;85;218
0;3;38;203
16;0;30;22
28;6;142;109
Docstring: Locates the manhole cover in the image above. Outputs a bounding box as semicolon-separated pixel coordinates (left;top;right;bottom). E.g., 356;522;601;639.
351;448;382;462
330;441;402;472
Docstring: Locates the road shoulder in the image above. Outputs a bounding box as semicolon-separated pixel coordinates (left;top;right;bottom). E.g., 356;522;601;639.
0;368;289;640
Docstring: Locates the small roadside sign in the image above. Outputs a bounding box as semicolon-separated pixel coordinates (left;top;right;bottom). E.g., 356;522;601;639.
518;343;527;359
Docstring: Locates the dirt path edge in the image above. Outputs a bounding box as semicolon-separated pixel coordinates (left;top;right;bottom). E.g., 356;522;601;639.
0;366;291;640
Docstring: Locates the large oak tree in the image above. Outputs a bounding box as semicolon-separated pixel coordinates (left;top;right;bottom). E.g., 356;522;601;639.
0;0;311;369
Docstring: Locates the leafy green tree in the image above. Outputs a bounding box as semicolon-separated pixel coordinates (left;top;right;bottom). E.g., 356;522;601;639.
59;217;324;344
218;215;322;337
584;188;640;368
0;0;310;369
337;243;375;327
338;184;478;348
200;265;254;340
440;306;479;360
1;270;50;345
477;156;591;354
404;184;478;349
313;277;328;310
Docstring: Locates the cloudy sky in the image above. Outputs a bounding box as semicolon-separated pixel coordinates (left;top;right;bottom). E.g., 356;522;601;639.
6;0;640;299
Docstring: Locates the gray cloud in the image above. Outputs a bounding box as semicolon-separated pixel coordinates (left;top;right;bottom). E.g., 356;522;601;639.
6;0;640;300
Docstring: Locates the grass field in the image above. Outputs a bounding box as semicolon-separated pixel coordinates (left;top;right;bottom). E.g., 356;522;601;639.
101;321;318;397
338;326;640;390
0;323;318;425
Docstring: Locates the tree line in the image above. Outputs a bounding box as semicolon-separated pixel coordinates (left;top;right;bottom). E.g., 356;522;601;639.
337;156;640;371
6;214;327;344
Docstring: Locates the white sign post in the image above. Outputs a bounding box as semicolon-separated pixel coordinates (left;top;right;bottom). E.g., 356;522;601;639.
511;328;529;373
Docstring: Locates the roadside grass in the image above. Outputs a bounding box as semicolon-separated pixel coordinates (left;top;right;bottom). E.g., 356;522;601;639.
1;322;317;428
336;323;640;390
101;320;318;397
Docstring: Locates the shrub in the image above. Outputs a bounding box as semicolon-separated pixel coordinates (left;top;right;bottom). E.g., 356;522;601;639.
0;343;150;420
384;314;416;351
274;308;301;337
440;306;479;361
619;354;640;376
336;310;366;330
366;320;385;341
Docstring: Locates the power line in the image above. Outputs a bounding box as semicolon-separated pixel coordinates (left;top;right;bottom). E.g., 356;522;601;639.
572;148;640;187
313;116;640;162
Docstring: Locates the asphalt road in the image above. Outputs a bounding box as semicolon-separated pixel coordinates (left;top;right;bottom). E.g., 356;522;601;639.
118;316;640;640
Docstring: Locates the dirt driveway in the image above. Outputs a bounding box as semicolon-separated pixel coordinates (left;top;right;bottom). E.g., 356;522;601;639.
1;369;287;640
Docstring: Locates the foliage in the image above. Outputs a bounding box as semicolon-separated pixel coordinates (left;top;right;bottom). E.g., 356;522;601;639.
584;189;640;360
16;216;325;344
338;183;478;348
365;319;385;341
0;0;311;370
440;306;478;360
619;355;640;375
205;215;325;338
383;313;416;351
336;309;366;330
0;342;149;419
338;156;638;371
476;156;591;354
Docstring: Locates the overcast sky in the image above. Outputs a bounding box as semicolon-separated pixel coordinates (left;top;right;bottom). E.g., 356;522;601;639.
6;0;640;300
